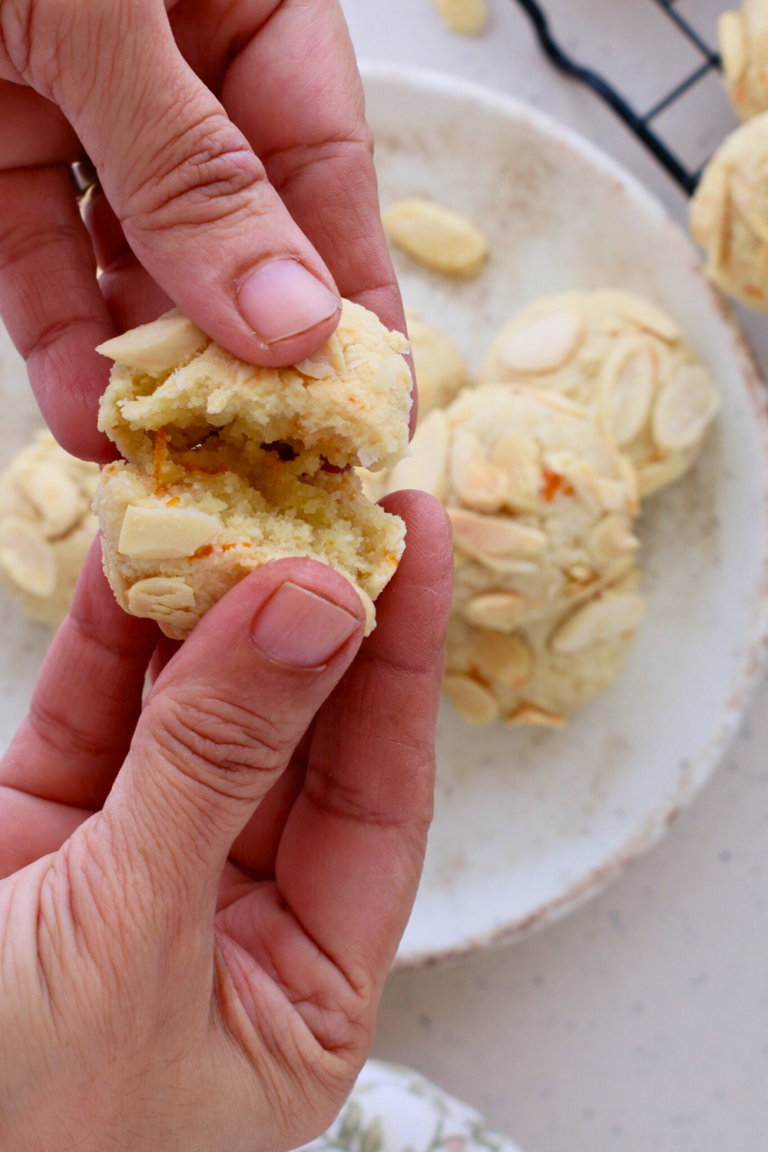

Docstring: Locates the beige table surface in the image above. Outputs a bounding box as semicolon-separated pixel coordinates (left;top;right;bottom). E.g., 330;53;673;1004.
337;1;768;1149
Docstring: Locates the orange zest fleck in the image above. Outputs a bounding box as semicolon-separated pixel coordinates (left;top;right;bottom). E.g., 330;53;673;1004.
221;541;251;551
166;496;180;507
154;426;168;492
193;544;214;559
541;467;574;502
179;459;228;476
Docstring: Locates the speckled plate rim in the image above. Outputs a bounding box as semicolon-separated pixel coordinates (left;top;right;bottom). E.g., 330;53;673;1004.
357;62;768;970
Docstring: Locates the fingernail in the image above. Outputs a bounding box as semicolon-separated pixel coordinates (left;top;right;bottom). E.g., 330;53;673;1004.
238;259;340;344
251;582;360;668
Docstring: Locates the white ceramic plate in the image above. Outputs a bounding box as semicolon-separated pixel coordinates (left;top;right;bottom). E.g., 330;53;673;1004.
360;64;768;969
1;65;767;975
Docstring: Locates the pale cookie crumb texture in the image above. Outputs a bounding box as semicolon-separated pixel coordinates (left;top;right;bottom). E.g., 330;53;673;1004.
691;113;768;314
0;431;100;626
406;309;472;421
380;386;640;630
719;1;768;121
433;0;489;35
95;303;409;639
98;301;412;473
444;571;646;726
383;199;490;277
480;291;720;498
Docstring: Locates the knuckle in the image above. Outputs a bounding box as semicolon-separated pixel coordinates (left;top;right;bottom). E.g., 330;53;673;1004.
124;111;269;233
265;132;373;194
1;0;72;95
147;689;292;790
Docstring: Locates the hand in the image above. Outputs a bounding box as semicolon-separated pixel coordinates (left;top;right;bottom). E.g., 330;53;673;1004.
0;0;406;461
0;491;453;1152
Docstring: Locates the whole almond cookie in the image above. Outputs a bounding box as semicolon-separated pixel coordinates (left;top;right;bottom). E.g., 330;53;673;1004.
444;570;646;726
0;431;100;626
406;310;472;421
719;0;768;121
380;386;640;630
479;290;720;499
95;302;409;639
691;112;768;317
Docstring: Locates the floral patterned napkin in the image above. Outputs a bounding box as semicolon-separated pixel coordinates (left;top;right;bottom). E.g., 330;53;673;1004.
297;1061;525;1152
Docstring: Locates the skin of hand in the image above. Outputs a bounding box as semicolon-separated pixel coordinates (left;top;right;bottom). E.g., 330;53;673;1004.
0;490;453;1152
0;0;411;461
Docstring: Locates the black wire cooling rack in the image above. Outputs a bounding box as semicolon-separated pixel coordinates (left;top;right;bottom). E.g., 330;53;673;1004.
511;0;723;195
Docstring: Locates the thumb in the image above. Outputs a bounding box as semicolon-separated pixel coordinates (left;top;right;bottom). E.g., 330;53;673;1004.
11;0;342;365
105;559;365;912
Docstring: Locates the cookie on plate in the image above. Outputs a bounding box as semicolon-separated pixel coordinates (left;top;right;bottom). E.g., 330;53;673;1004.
479;291;720;499
380;385;640;630
406;309;471;421
94;303;411;640
444;570;645;727
0;431;100;626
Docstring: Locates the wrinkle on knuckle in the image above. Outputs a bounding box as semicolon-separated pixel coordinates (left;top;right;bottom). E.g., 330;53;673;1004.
124;111;268;233
263;132;373;190
147;691;291;787
1;0;71;95
304;760;433;837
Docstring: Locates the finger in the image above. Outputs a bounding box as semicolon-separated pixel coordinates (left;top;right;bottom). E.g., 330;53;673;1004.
83;185;174;332
215;0;405;336
0;541;158;809
227;733;312;880
0;80;80;168
219;492;453;998
107;558;366;916
0;787;91;879
0;165;117;460
12;0;344;367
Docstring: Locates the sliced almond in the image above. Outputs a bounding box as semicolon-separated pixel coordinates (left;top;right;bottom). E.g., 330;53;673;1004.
371;353;412;395
443;674;501;725
652;366;720;452
599;338;657;447
498;310;583;374
719;12;748;86
728;172;768;245
128;577;196;619
636;447;697;498
96;309;207;374
295;335;346;380
354;586;377;637
433;0;489;35
101;538;129;610
382;409;450;500
383;198;489;276
449;507;547;562
118;505;221;560
469;630;534;687
550;591;646;654
450;427;507;513
508;705;567;729
600;292;682;342
19;464;83;538
464;591;527;632
489;433;541;511
589;514;640;563
616;452;640;517
0;518;56;598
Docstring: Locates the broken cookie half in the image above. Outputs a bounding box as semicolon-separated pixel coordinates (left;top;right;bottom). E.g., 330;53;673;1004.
94;301;412;640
